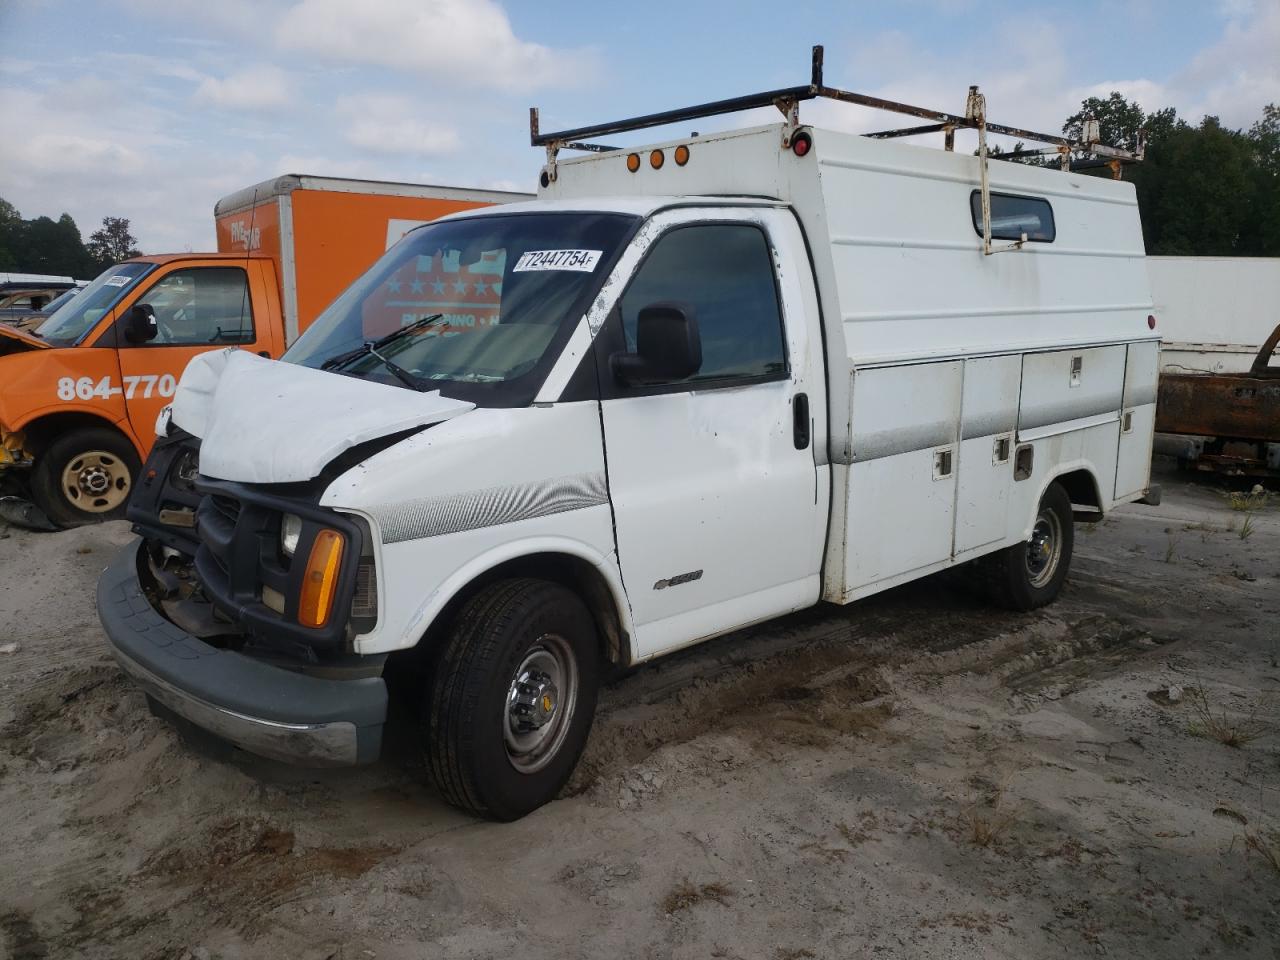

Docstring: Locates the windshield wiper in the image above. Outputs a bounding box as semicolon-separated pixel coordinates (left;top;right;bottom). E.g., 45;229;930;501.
320;313;445;390
371;313;444;350
321;314;446;371
366;344;431;391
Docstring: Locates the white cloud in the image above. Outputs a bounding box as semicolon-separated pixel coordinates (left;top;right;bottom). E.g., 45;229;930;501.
194;65;293;111
23;134;146;177
274;153;393;180
810;3;1278;153
274;0;591;90
336;93;461;156
119;0;267;37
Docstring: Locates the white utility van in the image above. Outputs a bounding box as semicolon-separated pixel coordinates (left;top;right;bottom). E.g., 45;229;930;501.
99;50;1158;820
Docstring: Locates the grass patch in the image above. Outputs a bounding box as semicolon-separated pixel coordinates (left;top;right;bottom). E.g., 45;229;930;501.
662;879;733;914
1227;489;1267;512
1187;686;1269;748
961;775;1018;848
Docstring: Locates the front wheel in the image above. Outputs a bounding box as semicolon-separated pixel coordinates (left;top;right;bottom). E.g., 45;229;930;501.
30;427;141;527
424;578;600;821
983;481;1074;611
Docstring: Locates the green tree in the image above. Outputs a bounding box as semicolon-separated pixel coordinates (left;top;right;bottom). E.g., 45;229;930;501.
1059;94;1279;256
0;198;22;272
1138;116;1256;255
22;213;96;277
86;216;142;269
1245;104;1280;253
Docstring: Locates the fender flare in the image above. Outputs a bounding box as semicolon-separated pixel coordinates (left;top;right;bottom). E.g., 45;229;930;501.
1016;460;1104;541
382;534;636;664
15;406;144;459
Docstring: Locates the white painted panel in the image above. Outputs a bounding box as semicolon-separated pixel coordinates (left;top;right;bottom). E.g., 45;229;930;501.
1115;340;1159;500
1148;256;1280;367
1006;421;1121;544
843;360;962;592
604;381;822;659
955;355;1021;555
850;361;963;463
1018;345;1125;436
845;448;956;591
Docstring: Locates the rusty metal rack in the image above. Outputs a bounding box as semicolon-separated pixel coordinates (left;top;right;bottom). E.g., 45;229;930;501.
530;45;1143;175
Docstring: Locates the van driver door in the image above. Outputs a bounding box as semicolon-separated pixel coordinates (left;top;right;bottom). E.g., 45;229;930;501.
594;209;826;660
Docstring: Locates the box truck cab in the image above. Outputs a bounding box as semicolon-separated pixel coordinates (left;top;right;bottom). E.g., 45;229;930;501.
100;53;1158;821
0;176;527;526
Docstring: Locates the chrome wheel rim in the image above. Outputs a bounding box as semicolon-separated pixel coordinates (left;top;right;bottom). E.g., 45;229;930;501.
61;450;131;513
1025;507;1063;588
504;634;578;774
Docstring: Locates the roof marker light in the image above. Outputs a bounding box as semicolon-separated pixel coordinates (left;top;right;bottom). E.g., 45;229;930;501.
649;149;665;169
674;144;690;166
626;153;641;173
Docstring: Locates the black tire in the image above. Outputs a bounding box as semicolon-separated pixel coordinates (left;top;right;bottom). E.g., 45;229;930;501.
30;427;141;527
983;481;1074;611
425;578;600;821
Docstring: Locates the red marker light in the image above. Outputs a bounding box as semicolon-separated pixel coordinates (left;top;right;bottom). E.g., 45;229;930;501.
791;130;813;157
1147;314;1156;330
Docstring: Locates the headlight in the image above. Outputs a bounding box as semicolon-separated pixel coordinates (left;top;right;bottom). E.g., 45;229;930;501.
280;513;303;557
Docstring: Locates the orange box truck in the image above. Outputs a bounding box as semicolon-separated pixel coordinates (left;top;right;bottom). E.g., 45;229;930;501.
0;175;529;526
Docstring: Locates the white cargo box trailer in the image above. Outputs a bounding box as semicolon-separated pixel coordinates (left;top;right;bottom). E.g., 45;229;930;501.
101;48;1158;820
1147;256;1280;374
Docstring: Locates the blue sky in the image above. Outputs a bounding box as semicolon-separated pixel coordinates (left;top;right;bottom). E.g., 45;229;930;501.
1;0;1276;257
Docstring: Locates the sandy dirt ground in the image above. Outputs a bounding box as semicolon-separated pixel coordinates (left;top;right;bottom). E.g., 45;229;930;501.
1;461;1278;960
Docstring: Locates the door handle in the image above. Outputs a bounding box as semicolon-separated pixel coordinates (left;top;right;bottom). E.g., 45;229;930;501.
793;392;810;450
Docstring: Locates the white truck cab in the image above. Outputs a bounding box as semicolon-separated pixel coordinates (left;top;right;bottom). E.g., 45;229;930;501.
99;50;1157;820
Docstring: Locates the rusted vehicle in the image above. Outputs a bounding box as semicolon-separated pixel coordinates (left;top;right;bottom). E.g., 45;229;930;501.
1155;322;1280;477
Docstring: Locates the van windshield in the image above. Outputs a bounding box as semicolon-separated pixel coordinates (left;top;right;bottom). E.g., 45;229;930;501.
37;262;155;346
285;212;636;407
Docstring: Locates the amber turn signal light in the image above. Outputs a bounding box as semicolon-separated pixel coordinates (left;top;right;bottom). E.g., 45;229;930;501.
298;529;345;628
626;153;641;173
674;144;690;166
649;149;664;169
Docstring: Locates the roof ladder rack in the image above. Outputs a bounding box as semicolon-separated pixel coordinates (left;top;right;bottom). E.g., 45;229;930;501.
529;44;1144;184
530;45;1144;255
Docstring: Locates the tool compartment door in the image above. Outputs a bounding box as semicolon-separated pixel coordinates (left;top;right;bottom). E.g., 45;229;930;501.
1017;345;1125;442
842;359;963;596
954;355;1021;557
1114;340;1159;499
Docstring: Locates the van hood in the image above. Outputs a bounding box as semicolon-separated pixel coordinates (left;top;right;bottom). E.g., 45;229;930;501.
0;323;51;355
171;349;475;484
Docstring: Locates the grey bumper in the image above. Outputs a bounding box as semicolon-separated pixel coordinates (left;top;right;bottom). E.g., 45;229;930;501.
96;539;386;766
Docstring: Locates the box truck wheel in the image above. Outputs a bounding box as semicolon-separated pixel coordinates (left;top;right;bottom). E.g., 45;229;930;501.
985;481;1074;611
30;427;141;527
424;578;599;821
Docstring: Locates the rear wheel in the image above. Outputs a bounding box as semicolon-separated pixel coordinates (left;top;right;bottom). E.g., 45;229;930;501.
30;427;140;527
983;481;1074;611
424;578;599;821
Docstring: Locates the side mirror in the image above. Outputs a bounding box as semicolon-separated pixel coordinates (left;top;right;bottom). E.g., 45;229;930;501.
125;303;158;344
612;301;701;385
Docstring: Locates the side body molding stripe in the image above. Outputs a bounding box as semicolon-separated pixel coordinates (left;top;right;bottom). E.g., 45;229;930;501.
371;472;609;544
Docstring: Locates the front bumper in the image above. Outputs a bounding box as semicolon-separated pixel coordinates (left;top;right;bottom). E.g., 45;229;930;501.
97;539;386;766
